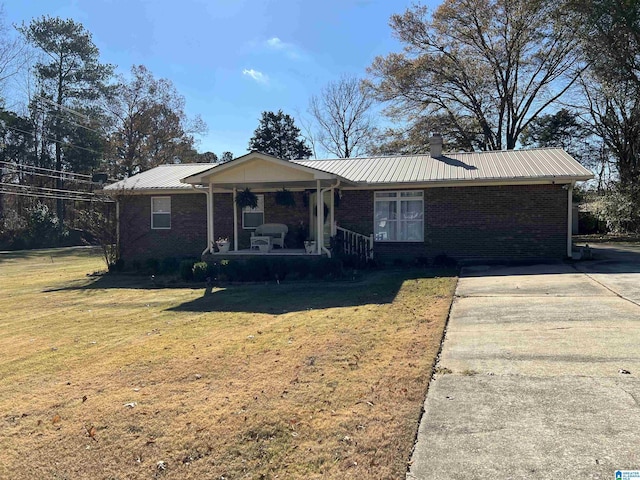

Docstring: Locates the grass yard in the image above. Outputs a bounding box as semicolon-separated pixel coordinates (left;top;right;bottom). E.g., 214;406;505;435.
0;247;456;479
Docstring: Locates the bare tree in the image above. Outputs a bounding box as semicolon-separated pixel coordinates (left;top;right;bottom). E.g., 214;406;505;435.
366;0;585;151
309;75;375;158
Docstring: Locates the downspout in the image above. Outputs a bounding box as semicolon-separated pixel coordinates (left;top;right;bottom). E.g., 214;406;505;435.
320;179;340;257
567;182;573;258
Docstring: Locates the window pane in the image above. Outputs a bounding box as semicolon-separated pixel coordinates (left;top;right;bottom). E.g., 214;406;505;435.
375;191;397;198
400;191;423;198
244;212;264;228
375;200;397;240
399;221;423;241
152;197;170;213
152;213;170;229
401;200;423;219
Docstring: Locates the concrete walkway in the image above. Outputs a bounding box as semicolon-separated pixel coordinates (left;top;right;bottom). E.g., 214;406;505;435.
408;244;640;479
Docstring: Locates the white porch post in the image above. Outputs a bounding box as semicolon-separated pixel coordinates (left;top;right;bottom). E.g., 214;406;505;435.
316;180;322;254
207;182;214;253
567;183;573;258
233;187;238;252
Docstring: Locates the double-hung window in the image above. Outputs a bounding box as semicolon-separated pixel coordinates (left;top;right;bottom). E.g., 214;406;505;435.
374;190;423;241
242;194;264;229
151;196;171;229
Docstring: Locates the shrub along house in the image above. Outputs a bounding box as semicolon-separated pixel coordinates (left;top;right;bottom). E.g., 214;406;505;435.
103;135;593;265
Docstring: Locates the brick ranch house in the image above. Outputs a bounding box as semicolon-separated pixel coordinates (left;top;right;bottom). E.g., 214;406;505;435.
103;136;593;264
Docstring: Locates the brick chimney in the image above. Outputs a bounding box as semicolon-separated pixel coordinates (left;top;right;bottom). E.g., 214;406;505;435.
430;133;443;157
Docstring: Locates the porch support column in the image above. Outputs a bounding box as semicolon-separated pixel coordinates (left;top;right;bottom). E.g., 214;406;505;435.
207;182;214;253
233;187;238;252
316;179;322;254
567;183;573;258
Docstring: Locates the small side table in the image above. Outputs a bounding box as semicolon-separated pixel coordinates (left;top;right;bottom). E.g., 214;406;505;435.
250;235;272;252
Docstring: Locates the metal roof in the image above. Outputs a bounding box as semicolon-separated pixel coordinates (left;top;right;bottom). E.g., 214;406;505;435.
103;148;593;192
103;163;215;191
293;148;593;184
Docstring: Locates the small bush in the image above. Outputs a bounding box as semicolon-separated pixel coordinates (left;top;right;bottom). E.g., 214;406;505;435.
192;262;209;282
179;258;197;281
313;258;344;280
245;257;271;281
415;256;430;267
289;258;310;279
271;258;290;281
161;257;179;275
433;253;457;268
145;258;160;274
578;210;607;235
109;258;125;272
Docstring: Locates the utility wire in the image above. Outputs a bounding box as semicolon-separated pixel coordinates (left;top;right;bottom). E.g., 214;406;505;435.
0;182;98;197
3;124;106;157
0;161;118;183
0;188;114;203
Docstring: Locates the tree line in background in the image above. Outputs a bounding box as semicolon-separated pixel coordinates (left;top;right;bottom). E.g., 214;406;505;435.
1;0;639;252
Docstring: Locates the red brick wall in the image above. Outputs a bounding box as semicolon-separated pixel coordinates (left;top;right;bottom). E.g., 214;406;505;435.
118;193;207;262
119;184;568;263
337;184;568;262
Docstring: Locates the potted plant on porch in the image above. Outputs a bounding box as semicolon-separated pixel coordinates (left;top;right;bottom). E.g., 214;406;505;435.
216;237;230;253
304;239;316;254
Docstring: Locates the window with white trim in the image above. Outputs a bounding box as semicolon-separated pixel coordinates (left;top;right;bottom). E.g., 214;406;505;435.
243;194;264;229
374;190;423;241
151;196;171;229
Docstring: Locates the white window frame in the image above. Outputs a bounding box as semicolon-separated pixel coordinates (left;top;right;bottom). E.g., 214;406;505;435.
242;194;264;229
151;196;171;230
374;190;424;242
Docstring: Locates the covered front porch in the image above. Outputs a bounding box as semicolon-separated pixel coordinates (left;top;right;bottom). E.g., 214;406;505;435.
181;152;373;261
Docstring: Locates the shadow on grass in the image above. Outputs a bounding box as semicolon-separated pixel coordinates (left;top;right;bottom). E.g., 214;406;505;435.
46;268;456;314
168;269;455;314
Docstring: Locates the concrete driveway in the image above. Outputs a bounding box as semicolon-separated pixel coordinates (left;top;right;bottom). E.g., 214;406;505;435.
408;244;640;479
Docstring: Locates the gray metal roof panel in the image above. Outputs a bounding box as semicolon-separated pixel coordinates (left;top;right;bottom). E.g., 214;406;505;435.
103;163;216;191
103;148;592;192
295;148;593;184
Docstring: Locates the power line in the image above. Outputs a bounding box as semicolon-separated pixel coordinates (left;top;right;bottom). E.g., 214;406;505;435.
34;95;92;123
0;182;98;198
0;160;93;179
0;166;98;185
0;188;114;203
3;124;106;157
31;102;106;136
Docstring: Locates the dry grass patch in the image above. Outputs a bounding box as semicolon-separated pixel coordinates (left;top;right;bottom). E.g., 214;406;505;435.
0;247;456;479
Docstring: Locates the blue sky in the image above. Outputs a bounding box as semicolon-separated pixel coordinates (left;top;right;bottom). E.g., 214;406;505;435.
5;0;439;158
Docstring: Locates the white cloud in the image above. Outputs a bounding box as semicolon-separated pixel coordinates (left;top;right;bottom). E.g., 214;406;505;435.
266;37;285;49
264;37;302;60
242;68;268;84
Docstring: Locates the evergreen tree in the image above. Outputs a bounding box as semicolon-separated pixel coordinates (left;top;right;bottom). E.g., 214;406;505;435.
248;110;312;160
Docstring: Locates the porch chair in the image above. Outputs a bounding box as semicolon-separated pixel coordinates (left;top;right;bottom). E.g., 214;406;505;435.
252;223;288;249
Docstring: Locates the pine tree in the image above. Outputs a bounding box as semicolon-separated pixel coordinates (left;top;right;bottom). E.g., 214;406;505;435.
248;110;312;160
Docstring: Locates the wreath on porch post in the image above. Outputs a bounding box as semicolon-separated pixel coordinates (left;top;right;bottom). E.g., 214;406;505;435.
235;188;258;209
